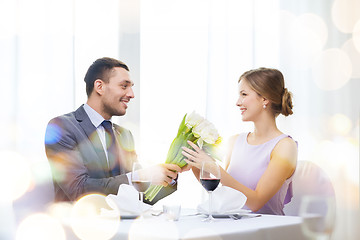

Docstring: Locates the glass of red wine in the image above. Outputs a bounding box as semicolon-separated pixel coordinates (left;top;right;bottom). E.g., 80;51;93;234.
131;162;151;211
200;160;221;222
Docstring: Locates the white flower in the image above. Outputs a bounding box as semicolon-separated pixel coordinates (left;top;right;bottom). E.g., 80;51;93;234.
193;120;219;145
185;111;204;128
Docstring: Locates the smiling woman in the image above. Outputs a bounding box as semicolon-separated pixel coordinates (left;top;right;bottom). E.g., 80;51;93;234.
237;68;293;120
183;67;297;215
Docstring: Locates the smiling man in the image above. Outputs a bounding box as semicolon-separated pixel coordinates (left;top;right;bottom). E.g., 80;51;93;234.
45;57;181;203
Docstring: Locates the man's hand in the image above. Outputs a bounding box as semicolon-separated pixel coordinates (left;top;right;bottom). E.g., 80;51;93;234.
141;163;181;187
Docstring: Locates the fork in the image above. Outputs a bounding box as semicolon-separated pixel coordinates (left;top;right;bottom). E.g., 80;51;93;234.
230;214;261;220
229;214;244;220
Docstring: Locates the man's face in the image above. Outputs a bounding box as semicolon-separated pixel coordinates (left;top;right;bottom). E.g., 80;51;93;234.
101;67;134;118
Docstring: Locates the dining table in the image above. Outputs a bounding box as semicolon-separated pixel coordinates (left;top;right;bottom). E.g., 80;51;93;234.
108;209;307;240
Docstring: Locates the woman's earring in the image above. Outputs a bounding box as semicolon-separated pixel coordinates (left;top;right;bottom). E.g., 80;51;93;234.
263;104;267;109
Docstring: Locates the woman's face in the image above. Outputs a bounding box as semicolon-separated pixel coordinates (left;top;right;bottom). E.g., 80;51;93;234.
236;79;265;122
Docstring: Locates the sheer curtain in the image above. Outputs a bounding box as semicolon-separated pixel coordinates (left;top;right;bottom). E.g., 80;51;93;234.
0;1;75;238
0;0;358;239
140;0;359;239
0;0;130;239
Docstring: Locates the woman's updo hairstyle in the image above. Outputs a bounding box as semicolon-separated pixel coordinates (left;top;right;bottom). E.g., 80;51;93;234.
238;67;293;116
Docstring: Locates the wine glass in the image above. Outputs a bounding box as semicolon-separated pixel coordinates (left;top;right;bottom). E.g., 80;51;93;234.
200;160;221;222
299;195;336;240
131;162;151;212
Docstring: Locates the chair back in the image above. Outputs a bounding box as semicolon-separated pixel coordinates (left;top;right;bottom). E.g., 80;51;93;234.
284;160;335;216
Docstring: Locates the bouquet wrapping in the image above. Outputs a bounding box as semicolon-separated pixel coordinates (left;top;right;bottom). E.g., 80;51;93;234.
144;111;222;202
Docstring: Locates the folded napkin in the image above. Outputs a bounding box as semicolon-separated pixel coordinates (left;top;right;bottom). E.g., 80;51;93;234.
101;184;152;217
197;186;247;214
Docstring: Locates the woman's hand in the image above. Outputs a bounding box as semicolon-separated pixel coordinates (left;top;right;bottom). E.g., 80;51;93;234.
182;140;214;169
180;164;192;172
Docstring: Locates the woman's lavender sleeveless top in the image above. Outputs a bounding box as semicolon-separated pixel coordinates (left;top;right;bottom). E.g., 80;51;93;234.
227;133;294;215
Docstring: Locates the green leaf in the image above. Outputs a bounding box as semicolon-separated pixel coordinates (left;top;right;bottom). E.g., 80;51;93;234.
144;185;163;202
164;114;188;164
165;137;181;163
176;114;187;137
168;132;193;164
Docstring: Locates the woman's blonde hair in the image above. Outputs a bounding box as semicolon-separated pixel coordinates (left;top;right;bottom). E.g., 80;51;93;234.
238;67;293;116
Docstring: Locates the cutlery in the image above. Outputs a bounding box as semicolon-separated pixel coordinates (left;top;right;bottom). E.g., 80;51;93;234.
229;214;262;220
151;210;163;216
229;214;244;220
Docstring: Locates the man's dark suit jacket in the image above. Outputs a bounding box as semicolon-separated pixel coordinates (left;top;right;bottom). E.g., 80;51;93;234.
45;105;175;204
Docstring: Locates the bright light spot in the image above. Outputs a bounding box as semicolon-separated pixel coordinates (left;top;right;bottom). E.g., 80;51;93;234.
332;0;360;33
183;227;223;240
292;13;326;67
312;48;352;91
341;39;360;78
353;20;360;53
48;202;73;220
312;140;338;167
297;13;328;48
16;213;66;240
128;218;179;240
71;194;119;240
279;11;326;69
329;114;352;136
312;139;359;185
0;151;32;202
339;139;359;185
49;155;67;183
45;123;62;145
32;160;53;184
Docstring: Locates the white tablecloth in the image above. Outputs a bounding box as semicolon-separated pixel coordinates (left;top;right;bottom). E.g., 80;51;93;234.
112;209;306;240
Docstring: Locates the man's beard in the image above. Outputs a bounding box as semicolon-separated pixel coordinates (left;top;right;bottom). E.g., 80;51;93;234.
103;102;126;117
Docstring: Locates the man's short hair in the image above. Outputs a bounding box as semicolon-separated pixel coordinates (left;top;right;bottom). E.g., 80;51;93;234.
84;57;129;97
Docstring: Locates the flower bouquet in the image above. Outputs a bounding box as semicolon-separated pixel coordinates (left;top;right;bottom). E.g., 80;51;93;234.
144;111;222;202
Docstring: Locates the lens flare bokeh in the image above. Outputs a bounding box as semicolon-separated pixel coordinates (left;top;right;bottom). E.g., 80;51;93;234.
329;114;352;136
0;151;32;202
353;20;360;53
279;11;327;70
341;39;360;78
16;213;66;240
44;123;62;145
70;193;120;240
332;0;360;33
311;48;352;91
48;201;73;220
